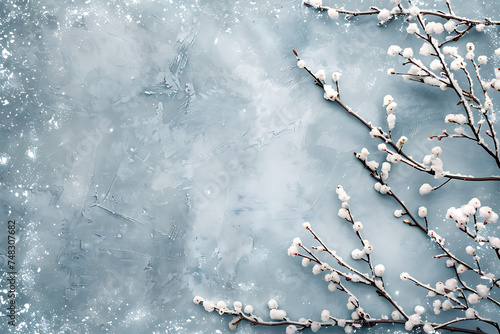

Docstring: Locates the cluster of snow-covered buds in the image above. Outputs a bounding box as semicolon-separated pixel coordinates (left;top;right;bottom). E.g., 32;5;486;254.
444;198;500;257
446;198;498;229
388;40;500;94
400;274;485;321
192;296;289;330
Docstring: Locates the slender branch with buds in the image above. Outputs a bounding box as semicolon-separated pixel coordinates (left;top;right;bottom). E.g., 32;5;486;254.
195;187;499;333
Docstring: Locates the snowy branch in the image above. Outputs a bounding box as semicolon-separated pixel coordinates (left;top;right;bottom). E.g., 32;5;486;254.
193;1;500;333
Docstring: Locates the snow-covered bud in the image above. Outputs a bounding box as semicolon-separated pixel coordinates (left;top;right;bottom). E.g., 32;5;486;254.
420;42;434;56
286;325;298;334
489;237;500;249
425;22;436;34
387;45;402;56
366;160;379;171
409;6;419;16
327;9;339;19
323;85;338;101
394;209;403;217
363;243;373;254
435;282;446;294
383;95;394;106
378;9;391;21
379;185;391;194
456;264;467;274
431;146;442;156
270;309;287;320
494;79;500;91
405;321;414;331
432;22;444;34
476;24;485;32
315;69;326;81
443;46;458;56
374;264;385;277
233;301;242;311
402;48;414;58
369;128;383;138
391;310;401;320
445;278;458;291
432;300;441;309
444;19;456;33
423;154;433;166
311;321;322;332
445;114;467;125
351;248;365;260
428;230;443;244
302;258;311;267
466;246;476;256
357;148;369;160
387;153;401;163
321;310;331;322
430;59;442;71
396;136;407;149
407;23;419;34
293;237;302;246
465;308;476;319
203;300;215;312
423;323;435;333
312;264;322;275
386;102;397;114
193;296;204;304
485;97;493;110
479;206;498;223
414;305;425;315
338;208;350;220
332;72;341;82
387;113;396;130
418;206;427;218
450;58;465;71
302;222;311;229
216;301;228;310
468;293;480;304
468;198;481;208
297;60;305;68
268;299;279;309
387;67;395;75
442;300;452;311
287;244;299;256
478;55;487;65
419;183;433;195
476;284;489;298
329;271;340;283
353;221;363;232
378;143;387;151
